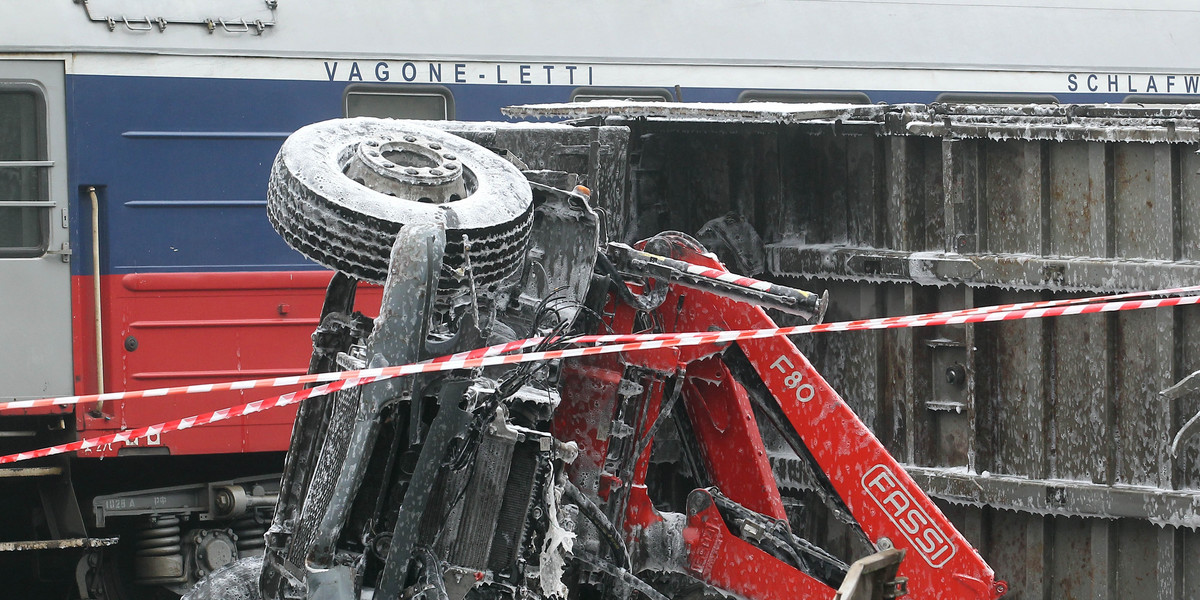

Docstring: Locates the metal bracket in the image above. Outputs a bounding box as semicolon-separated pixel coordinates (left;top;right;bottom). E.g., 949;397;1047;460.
833;548;908;600
47;242;72;263
1162;369;1200;458
77;0;276;35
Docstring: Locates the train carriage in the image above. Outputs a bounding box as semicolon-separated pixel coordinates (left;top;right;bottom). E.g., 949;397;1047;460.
1;1;1198;596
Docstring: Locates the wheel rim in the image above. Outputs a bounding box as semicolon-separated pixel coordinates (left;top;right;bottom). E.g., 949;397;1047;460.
266;118;534;289
341;132;474;205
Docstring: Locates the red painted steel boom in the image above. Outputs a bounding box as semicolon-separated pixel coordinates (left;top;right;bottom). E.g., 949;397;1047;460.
557;236;1007;599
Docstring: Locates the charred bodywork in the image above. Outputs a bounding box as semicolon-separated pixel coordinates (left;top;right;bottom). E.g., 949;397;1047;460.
188;117;1005;600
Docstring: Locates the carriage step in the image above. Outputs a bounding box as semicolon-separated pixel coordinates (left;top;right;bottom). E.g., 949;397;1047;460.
0;537;118;552
0;466;62;478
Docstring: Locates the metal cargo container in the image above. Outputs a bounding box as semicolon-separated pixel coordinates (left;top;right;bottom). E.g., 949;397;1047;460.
510;101;1200;599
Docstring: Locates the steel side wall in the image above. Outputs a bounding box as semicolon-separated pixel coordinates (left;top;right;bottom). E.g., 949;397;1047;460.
621;123;1200;600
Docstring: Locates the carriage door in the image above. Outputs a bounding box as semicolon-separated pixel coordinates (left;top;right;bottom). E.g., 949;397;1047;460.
0;60;71;401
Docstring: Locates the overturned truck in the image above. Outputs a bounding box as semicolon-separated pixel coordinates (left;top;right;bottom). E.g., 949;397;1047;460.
193;101;1200;600
183;107;1009;600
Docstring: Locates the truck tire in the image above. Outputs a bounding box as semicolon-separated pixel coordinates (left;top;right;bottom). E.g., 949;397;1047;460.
267;118;533;290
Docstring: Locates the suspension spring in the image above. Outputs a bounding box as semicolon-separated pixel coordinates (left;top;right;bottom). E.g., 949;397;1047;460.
133;515;182;557
232;515;267;554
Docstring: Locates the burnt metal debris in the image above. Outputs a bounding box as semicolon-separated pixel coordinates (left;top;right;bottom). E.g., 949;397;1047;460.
500;101;1200;599
186;100;1200;600
184;116;986;600
506;100;1200;144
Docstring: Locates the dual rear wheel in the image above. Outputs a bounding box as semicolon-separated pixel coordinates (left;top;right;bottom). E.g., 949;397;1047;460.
266;118;534;293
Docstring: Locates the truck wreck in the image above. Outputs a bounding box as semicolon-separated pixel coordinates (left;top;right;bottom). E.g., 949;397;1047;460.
185;113;1008;600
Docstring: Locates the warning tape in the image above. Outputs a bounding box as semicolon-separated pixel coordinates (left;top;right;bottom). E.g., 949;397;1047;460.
434;283;1200;363
0;374;384;464
3;286;1200;464
5;284;1200;414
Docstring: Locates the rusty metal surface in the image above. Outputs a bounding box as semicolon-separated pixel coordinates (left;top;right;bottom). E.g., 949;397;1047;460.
767;245;1200;292
0;537;118;552
509;101;1200;144
505;100;887;124
542;102;1200;600
906;466;1200;526
0;466;62;478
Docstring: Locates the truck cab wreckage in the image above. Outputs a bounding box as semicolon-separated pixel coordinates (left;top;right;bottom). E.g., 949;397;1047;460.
188;107;1014;600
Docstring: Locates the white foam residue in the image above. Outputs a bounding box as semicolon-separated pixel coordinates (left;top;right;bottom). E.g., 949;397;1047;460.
539;474;576;598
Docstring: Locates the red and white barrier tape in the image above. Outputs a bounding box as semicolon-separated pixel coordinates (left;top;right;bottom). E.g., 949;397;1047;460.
435;283;1200;363
5;284;1200;414
3;286;1200;464
0;374;383;464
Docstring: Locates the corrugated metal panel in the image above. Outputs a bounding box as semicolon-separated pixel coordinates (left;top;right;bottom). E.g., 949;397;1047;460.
577;103;1200;600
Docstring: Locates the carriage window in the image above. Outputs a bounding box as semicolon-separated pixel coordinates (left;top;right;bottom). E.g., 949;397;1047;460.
0;88;49;257
571;87;673;103
345;85;454;120
739;90;871;104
